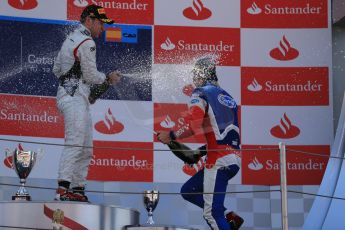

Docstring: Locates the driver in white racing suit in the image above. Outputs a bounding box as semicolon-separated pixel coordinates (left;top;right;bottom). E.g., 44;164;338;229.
53;4;120;202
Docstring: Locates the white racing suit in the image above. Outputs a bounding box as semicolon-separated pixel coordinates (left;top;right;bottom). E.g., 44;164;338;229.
53;24;106;187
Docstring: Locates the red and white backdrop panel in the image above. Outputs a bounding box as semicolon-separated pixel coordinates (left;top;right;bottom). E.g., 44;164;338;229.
0;0;332;185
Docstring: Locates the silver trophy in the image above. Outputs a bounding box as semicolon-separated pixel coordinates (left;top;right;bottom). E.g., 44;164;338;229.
5;148;38;201
143;190;160;225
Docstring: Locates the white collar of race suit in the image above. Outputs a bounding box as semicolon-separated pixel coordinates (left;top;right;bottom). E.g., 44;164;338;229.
79;24;91;37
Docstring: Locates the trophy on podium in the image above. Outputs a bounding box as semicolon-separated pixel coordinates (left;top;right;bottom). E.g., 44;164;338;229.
143;190;160;225
5;147;38;201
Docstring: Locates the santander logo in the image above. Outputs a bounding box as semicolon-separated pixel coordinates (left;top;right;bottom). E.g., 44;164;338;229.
72;0;150;11
8;0;38;10
183;158;205;176
248;156;263;171
247;78;263;92
73;0;89;7
160;38;176;51
183;0;212;20
183;84;195;97
270;35;299;61
95;108;124;134
160;115;175;128
270;113;300;139
247;2;262;15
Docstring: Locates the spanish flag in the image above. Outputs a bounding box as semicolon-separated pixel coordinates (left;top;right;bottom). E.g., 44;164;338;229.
105;28;122;42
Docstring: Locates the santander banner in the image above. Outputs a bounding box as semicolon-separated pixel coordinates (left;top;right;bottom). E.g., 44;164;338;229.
241;67;329;106
67;0;154;25
91;100;153;142
241;0;328;28
88;141;153;182
241;106;333;145
0;0;333;186
154;0;240;28
0;94;64;138
154;26;240;66
0;0;66;20
8;0;38;10
242;145;330;185
154;103;206;143
241;29;331;67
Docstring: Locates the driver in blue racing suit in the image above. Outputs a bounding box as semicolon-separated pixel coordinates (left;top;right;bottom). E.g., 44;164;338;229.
157;57;244;229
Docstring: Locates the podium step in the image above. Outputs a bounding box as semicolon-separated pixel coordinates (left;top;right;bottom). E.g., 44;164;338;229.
0;201;139;230
126;225;198;230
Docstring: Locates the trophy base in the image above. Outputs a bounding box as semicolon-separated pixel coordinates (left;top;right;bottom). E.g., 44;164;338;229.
12;195;31;201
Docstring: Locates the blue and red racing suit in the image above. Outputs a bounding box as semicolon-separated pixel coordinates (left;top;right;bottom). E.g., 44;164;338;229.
174;82;241;230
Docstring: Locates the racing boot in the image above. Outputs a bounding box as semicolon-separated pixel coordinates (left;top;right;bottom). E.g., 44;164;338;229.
55;187;88;202
72;186;89;202
55;187;73;201
226;211;244;230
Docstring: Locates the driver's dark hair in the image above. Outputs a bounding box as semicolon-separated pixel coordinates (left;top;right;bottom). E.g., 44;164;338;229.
80;4;97;24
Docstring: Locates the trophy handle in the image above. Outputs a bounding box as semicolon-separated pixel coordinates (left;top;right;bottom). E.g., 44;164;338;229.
5;148;13;168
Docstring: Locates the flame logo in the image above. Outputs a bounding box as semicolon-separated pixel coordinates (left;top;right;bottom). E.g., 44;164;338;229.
247;2;262;14
270;113;300;139
248;156;263;170
4;143;24;169
182;84;195;97
183;158;205;176
270;35;299;61
160;37;176;50
8;0;38;10
183;0;212;20
95;108;124;134
160;115;175;128
247;78;263;92
73;0;89;7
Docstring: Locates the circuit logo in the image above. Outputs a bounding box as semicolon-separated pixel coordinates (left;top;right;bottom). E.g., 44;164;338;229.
44;205;88;230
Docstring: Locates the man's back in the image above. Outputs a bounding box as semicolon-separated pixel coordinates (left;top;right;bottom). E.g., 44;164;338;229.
190;83;240;165
53;26;91;78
